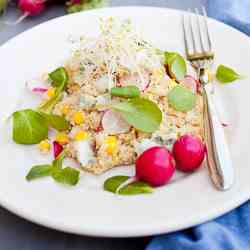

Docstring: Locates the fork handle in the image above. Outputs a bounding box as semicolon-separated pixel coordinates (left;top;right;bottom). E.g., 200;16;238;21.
201;74;234;190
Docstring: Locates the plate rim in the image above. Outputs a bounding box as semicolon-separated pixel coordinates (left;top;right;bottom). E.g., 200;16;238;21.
1;6;250;237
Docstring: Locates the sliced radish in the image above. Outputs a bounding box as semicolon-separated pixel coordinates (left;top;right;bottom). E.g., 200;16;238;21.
182;75;200;93
53;141;63;159
25;81;48;94
118;71;150;91
102;109;130;134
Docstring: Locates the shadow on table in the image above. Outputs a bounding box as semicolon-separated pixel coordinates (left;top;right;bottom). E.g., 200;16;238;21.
0;206;150;250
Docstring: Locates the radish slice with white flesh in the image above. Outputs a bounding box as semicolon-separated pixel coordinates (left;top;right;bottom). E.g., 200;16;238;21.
182;75;199;93
118;71;150;91
102;109;130;134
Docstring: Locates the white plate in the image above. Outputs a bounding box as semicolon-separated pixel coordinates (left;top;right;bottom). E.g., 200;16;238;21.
0;6;250;237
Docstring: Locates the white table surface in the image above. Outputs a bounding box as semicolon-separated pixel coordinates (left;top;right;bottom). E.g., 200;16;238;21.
0;1;201;249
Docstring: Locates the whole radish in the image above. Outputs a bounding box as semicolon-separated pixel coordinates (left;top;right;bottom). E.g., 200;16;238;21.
6;0;46;25
19;0;45;16
173;134;205;172
136;146;175;187
115;146;175;192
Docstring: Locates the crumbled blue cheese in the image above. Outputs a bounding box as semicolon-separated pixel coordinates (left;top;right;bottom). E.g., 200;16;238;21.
75;139;96;167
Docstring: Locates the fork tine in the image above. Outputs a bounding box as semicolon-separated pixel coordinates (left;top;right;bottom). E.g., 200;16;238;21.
187;9;198;53
182;14;190;56
202;6;212;52
194;8;205;52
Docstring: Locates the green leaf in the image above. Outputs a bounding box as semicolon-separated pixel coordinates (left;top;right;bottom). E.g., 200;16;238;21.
40;112;70;131
49;67;69;89
111;85;140;98
39;67;69;114
66;0;108;13
52;151;65;170
26;165;52;181
104;176;153;195
12;109;48;145
216;64;243;83
38;91;63;114
168;85;197;112
52;167;80;186
112;98;162;133
165;52;187;81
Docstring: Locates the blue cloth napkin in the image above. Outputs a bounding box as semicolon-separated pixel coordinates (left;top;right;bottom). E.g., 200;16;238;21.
146;1;250;250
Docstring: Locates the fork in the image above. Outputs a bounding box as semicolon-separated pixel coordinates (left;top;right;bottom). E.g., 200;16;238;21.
182;7;234;190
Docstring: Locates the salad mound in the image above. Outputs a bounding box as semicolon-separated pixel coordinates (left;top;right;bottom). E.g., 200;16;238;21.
50;18;204;174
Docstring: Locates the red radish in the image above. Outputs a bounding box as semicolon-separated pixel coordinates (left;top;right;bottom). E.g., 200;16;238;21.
182;75;200;93
173;134;205;172
6;0;45;25
53;141;63;159
116;147;175;192
136;147;175;187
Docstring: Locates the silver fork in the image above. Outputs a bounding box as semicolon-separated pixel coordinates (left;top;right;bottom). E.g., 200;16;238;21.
182;7;234;190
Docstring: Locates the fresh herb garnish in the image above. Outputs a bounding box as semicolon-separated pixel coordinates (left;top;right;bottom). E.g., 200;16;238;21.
168;85;197;112
111;85;140;98
49;67;69;89
38;92;63;114
26;152;80;186
39;67;69;113
216;64;243;83
104;176;153;195
165;52;187;81
52;167;80;186
12;109;49;144
66;0;108;14
52;151;65;170
40;112;70;131
112;97;162;133
26;165;53;181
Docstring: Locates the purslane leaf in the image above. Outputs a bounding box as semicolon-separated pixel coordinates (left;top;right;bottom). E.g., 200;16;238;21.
216;64;243;83
165;52;187;81
104;175;153;195
26;165;53;181
40;112;70;131
168;85;197;112
112;98;162;133
52;167;80;186
12;109;48;145
111;85;140;98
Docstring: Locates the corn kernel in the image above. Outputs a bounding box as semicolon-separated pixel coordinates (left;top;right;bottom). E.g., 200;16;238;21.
74;130;88;141
73;111;84;125
47;87;56;98
105;136;117;155
61;105;70;115
38;139;51;153
55;132;69;145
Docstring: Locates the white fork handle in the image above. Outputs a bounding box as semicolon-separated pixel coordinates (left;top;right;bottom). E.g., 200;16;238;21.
203;84;234;190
